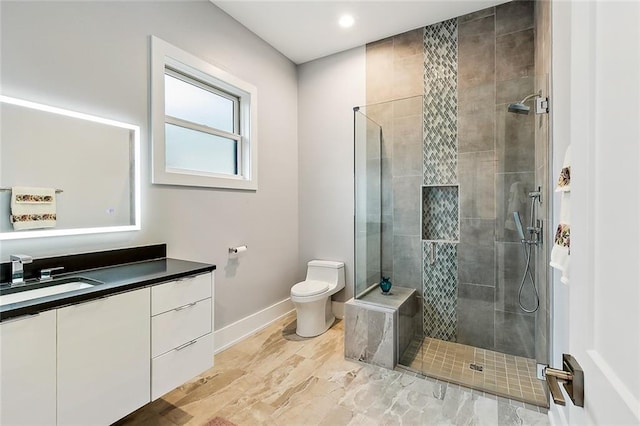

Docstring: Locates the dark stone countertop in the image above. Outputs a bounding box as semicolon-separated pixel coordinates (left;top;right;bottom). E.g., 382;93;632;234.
0;258;216;322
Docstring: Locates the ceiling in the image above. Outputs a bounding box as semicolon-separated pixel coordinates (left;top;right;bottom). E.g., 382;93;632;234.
212;1;510;64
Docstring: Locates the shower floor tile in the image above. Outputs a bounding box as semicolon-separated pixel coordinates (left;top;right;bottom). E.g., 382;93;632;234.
400;336;549;408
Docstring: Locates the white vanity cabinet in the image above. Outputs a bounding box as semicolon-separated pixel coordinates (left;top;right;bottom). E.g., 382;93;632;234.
151;272;214;400
0;310;57;426
56;288;151;426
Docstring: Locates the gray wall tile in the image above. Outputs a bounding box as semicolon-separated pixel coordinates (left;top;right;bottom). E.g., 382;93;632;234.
457;283;495;349
496;29;534;82
496;106;535;173
393;95;422;118
393;114;423;176
381;158;393;215
458;83;496;153
495;172;534;242
393;176;421;236
459;14;495;37
458;29;495;90
496;0;534;36
495;242;538;314
393;235;422;291
393;28;423;58
458;219;495;285
459;151;496;219
367;103;394;159
382;214;394;273
366;39;394;103
393;54;424;99
494;310;535;358
459;6;495;24
496;76;534;105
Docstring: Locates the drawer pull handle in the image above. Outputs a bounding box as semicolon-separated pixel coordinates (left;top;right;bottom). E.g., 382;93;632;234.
175;339;198;351
174;302;197;311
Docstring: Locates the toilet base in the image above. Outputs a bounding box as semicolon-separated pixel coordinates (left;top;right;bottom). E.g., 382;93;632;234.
293;296;335;337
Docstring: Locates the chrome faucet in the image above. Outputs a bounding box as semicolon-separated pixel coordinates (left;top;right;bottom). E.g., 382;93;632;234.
10;254;33;285
40;266;64;282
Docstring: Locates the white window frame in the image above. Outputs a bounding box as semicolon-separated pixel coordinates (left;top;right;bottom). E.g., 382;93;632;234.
150;36;258;190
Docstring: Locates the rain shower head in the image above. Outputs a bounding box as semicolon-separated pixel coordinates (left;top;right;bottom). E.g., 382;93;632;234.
507;91;547;115
507;102;530;115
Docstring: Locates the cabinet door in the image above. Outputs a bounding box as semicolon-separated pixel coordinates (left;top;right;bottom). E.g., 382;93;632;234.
0;310;57;425
57;288;150;425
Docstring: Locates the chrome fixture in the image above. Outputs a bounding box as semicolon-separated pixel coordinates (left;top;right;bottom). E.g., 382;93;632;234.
10;254;33;285
512;186;543;313
507;91;549;115
39;266;65;282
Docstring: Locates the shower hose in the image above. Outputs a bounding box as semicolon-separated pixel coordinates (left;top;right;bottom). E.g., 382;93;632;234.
518;197;540;313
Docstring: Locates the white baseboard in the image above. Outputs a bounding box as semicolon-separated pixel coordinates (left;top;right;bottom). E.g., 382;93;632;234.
214;297;294;354
332;301;345;319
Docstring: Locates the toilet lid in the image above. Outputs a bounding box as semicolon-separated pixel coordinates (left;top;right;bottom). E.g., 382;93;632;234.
291;280;329;297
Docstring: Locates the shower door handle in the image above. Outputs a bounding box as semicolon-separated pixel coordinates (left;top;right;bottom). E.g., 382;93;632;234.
430;243;436;265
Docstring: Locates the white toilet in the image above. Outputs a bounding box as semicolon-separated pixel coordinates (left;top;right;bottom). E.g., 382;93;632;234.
291;260;345;337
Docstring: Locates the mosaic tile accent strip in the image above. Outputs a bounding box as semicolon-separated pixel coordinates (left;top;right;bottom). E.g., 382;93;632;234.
423;241;458;341
423;185;459;241
423;19;458;186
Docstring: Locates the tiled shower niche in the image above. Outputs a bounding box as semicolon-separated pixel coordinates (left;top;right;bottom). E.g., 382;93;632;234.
422;185;459;241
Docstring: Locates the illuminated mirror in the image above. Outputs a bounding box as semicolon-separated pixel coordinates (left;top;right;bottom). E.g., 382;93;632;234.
0;96;141;240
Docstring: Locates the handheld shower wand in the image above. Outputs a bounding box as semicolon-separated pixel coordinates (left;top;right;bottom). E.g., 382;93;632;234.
513;212;526;241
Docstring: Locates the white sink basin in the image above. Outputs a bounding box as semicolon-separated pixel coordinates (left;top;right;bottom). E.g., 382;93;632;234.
0;282;95;307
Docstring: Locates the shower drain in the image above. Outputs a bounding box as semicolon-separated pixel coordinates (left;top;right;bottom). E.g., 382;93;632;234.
469;363;484;372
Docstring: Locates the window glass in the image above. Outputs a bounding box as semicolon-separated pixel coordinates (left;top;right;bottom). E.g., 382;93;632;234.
164;73;235;133
165;123;237;175
151;36;257;190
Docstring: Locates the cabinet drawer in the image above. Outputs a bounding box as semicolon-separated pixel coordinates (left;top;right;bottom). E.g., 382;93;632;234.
152;273;211;315
152;298;211;357
151;333;213;400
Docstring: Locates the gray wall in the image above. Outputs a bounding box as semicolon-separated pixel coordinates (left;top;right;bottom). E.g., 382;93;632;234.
297;47;365;302
0;1;299;329
457;1;538;358
364;30;425;294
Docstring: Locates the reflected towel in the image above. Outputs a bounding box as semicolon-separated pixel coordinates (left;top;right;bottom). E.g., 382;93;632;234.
504;181;528;231
550;145;571;284
10;186;57;231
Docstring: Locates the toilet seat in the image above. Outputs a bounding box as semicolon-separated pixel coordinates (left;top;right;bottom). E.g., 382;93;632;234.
291;280;329;297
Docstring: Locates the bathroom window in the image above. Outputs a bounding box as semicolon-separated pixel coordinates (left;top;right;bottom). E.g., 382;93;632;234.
151;36;258;190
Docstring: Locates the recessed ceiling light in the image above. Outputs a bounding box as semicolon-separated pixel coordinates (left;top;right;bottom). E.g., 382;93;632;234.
338;14;355;28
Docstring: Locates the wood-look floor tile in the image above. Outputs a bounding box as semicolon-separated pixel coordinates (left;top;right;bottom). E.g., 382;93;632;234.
119;312;549;425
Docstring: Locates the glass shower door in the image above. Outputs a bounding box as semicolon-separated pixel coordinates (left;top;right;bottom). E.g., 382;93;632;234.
354;108;381;298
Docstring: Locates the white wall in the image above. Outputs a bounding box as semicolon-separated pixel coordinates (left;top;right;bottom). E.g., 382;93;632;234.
297;47;366;302
0;1;299;329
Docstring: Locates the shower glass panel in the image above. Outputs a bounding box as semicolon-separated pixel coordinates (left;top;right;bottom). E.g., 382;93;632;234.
354;108;381;298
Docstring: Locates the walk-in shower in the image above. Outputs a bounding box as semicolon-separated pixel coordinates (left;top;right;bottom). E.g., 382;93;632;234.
352;0;551;408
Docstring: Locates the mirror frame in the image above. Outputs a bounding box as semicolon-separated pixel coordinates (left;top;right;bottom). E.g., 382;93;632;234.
0;95;141;240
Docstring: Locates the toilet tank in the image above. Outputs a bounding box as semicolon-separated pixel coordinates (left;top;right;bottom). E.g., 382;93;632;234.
306;260;345;286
